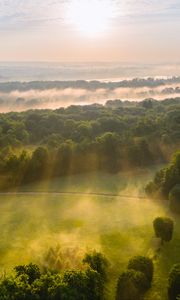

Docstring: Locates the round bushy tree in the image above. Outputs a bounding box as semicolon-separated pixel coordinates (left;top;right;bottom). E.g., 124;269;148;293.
83;251;109;281
168;264;180;300
169;184;180;214
153;217;174;244
145;151;180;199
14;263;41;284
116;269;149;300
127;256;154;284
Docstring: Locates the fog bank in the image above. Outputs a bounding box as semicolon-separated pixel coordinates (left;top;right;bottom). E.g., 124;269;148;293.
0;77;180;112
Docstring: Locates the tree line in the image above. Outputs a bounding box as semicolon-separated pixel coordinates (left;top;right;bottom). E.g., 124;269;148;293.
0;98;179;188
146;151;180;214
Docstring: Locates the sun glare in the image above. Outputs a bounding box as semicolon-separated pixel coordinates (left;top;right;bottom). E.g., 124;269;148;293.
67;0;115;36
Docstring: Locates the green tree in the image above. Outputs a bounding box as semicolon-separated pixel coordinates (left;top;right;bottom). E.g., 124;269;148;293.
25;147;49;181
96;132;120;173
0;258;106;300
145;151;180;199
169;184;180;214
116;270;149;300
32;272;62;300
63;269;104;300
14;263;41;285
0;275;32;300
153;217;174;244
55;141;75;176
127;256;153;284
83;251;109;281
168;264;180;300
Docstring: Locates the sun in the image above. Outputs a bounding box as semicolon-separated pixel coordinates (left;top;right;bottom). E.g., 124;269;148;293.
67;0;115;36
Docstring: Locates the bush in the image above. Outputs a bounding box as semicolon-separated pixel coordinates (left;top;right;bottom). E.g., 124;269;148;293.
168;264;180;300
169;184;180;214
14;263;41;284
116;269;149;300
153;217;174;243
145;151;180;199
127;256;153;284
83;251;109;281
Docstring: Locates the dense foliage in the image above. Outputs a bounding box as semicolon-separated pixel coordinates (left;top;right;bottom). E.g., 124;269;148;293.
153;217;174;243
115;270;149;300
145;151;180;201
168;264;180;300
1;78;180;93
127;256;154;284
0;98;179;188
0;253;108;300
169;184;180;214
83;251;109;282
116;256;153;300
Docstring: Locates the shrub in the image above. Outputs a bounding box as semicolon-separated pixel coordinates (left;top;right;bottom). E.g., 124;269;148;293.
83;251;109;281
168;264;180;300
116;269;149;300
127;256;153;284
153;217;174;243
169;184;180;214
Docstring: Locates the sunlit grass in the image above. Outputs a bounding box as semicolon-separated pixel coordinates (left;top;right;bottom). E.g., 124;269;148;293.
0;170;179;300
18;168;158;194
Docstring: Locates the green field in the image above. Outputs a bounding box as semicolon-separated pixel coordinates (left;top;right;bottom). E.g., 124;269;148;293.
0;170;179;300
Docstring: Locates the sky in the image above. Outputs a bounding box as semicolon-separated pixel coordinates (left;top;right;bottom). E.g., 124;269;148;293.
0;0;180;62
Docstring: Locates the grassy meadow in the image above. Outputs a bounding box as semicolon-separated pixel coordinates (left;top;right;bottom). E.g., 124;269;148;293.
0;170;179;299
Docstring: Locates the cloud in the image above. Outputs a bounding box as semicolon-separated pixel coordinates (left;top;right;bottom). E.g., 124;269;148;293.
0;0;179;63
121;0;179;13
0;0;179;31
0;0;65;30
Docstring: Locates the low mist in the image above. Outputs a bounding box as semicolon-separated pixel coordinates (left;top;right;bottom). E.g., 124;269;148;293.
0;77;180;112
0;171;168;272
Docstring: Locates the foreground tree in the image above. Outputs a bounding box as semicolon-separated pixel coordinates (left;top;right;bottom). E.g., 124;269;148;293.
168;264;180;300
63;268;104;300
153;217;174;244
145;151;180;200
83;251;109;281
127;256;153;285
169;184;180;214
14;263;41;285
115;270;149;300
0;261;106;300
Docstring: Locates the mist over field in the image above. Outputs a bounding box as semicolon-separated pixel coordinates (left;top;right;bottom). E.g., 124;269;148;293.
0;69;180;111
0;172;168;275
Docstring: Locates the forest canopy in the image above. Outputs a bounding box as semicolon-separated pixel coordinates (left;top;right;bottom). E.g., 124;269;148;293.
0;98;179;188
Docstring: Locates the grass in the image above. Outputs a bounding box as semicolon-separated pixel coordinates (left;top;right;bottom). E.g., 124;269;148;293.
18;168;158;194
0;169;179;299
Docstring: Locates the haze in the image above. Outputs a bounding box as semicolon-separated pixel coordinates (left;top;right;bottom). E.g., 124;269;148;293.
0;0;180;63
